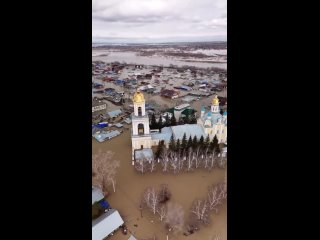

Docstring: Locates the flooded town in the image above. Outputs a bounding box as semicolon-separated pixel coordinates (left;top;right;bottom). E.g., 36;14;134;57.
92;41;227;240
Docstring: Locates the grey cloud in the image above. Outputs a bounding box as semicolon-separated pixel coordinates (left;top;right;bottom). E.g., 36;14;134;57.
92;0;227;42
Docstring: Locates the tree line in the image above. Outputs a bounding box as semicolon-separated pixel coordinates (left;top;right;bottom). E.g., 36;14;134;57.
135;133;226;174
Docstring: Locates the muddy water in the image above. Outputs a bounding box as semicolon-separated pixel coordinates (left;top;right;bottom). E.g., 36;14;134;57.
93;128;227;240
92;51;227;69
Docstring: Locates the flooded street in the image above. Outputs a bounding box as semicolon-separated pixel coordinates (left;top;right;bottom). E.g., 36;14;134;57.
93;129;227;240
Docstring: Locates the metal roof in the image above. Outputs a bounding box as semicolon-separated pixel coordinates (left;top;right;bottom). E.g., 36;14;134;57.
92;209;124;240
92;186;104;205
171;124;205;140
135;148;154;160
107;109;122;118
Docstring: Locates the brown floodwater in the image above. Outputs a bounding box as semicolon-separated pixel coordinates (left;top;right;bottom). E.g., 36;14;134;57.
92;51;227;69
93;127;227;240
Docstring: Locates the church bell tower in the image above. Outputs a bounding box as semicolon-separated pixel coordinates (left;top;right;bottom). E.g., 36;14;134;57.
211;95;220;113
131;90;152;160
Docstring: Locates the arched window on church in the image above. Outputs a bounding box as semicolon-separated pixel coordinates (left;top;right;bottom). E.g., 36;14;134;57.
138;107;142;116
138;123;144;135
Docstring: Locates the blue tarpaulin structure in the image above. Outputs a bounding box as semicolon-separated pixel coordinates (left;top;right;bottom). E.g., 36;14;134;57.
92;122;108;129
100;200;110;209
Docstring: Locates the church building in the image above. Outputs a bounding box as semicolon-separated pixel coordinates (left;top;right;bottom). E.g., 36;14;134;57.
131;90;227;161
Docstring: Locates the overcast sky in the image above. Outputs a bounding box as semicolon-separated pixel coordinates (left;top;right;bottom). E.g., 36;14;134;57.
92;0;227;43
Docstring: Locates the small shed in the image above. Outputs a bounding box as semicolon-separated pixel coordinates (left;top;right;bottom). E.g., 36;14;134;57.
107;109;122;118
115;123;123;128
124;118;132;124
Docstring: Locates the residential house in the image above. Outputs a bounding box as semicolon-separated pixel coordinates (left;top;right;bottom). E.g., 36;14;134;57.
161;89;179;99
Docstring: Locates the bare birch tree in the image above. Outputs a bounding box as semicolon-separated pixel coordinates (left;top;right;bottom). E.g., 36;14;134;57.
135;158;147;173
190;199;210;224
177;150;185;171
170;151;179;174
207;182;227;213
186;147;193;171
157;204;167;221
207;185;222;213
165;202;185;233
159;184;171;204
218;154;227;169
194;146;202;169
209;152;216;170
143;187;159;214
161;148;170;172
148;156;157;173
203;148;210;169
150;187;159;214
92;150;120;194
143;187;151;207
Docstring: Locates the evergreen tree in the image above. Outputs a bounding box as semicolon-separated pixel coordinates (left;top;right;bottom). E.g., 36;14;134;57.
190;113;197;124
158;115;163;132
184;114;190;124
204;135;210;149
187;135;193;150
178;117;184;125
170;114;177;126
176;139;181;152
215;144;221;155
181;133;187;150
212;135;219;148
155;140;165;159
165;114;170;127
192;135;198;150
199;135;204;149
209;141;214;152
169;134;176;151
150;113;157;129
209;135;219;152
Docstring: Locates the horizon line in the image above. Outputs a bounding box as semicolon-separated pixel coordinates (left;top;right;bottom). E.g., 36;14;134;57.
92;40;227;45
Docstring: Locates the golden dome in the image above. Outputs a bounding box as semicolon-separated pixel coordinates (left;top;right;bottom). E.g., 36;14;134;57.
212;95;219;105
133;90;145;103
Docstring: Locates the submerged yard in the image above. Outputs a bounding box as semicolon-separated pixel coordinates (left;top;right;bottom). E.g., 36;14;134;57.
92;128;227;240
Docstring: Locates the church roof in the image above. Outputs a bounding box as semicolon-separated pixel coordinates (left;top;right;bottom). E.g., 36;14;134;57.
133;90;145;103
171;124;205;140
151;124;206;142
212;95;219;105
151;130;172;142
